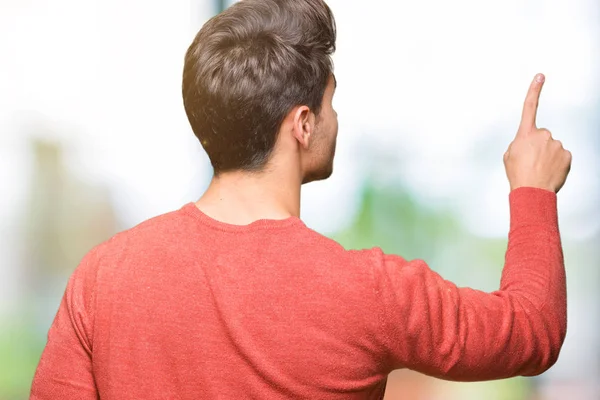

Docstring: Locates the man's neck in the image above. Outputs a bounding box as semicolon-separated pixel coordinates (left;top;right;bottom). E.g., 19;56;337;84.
195;169;302;226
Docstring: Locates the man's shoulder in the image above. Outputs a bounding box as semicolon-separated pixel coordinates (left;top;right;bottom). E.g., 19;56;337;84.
78;204;194;268
295;225;389;269
298;228;413;282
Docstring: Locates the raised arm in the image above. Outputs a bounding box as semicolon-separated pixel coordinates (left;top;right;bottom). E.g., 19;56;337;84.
373;73;571;380
375;187;566;380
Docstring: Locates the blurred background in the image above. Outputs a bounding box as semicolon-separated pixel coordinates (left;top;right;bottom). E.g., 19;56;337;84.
0;0;598;398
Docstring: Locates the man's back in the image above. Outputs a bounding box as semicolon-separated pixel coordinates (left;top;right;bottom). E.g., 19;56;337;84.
32;203;390;399
31;189;566;399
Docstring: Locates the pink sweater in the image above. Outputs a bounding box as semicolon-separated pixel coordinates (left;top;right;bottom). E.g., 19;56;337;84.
30;187;566;399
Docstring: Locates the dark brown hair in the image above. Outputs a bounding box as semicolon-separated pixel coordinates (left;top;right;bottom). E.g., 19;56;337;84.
182;0;336;174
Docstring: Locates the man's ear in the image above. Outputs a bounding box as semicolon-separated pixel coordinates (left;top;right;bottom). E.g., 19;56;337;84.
291;105;314;150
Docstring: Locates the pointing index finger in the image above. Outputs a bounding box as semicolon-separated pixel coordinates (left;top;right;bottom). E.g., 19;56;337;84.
519;73;545;133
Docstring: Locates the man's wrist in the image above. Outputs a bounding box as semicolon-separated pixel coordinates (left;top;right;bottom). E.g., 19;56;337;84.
509;187;558;230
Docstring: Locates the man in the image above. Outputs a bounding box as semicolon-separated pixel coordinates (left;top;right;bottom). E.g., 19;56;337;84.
30;0;572;399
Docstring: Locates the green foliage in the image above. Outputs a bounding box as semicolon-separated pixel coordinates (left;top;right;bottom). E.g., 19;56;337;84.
333;182;462;261
331;182;508;290
0;317;44;400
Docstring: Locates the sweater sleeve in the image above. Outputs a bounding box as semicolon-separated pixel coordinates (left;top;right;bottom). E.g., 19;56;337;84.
373;187;567;381
30;250;99;399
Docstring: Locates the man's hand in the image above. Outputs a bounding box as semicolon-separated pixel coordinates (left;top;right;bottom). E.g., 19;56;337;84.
504;74;572;193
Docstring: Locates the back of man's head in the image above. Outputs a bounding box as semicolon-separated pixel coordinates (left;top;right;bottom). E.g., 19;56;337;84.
182;0;336;175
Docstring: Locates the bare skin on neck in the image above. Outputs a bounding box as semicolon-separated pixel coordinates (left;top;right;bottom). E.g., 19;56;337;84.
195;75;338;226
195;161;303;226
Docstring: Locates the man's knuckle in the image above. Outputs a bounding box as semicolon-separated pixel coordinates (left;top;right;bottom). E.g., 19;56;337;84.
565;149;572;160
537;128;552;140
